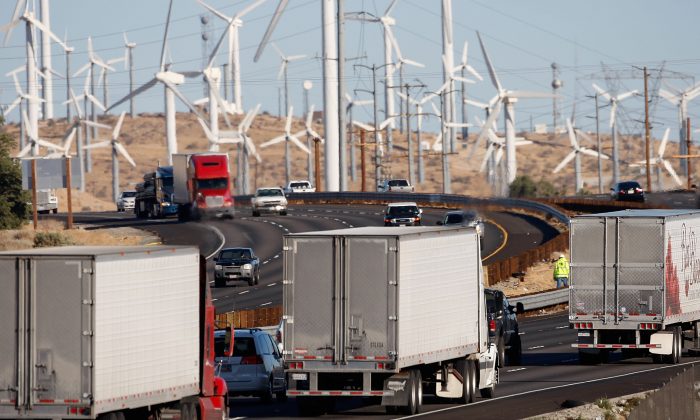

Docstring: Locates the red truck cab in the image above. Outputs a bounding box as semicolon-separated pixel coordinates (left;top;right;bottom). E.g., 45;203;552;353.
173;153;235;220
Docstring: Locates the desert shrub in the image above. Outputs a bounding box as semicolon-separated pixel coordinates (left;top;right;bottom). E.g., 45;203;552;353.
33;232;73;248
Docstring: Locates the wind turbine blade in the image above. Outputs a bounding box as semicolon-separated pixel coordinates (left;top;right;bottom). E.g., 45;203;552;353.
115;142;136;167
16;143;32;158
107;77;158;112
5;96;21;114
306;104;315;127
206;20;231;69
243;104;261;132
243;135;258;156
385;0;400;16
658;127;671;157
209;81;232;128
580;148;603;159
662;159;683;186
384;24;402;60
82;120;112;130
289;135;311;154
494;147;504;165
566;118;578;148
83;140;111;150
379;117;395;131
73;63;90;77
592;83;611;102
352;121;374;132
236;0;266;19
160;0;174;71
616;90;638;102
445;122;471;128
277;61;286;80
24;13;69;50
609;102;617;128
196;117;215;141
657;89;678;105
260;135;286;148
507;90;556;99
430;101;441;118
452;76;475;85
442;0;452;44
464;98;488;109
460;41;468;66
197;0;231;22
254;0;289;62
112;111;127;139
476;31;502;92
86;94;106;111
401;58;425;68
553;151;576;174
472;100;503;151
287;54;307;61
479;144;494;172
284;106;294;133
163;80;206;121
465;64;483;81
2;0;25;46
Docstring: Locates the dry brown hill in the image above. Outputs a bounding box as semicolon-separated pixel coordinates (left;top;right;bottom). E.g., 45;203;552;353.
3;111;689;210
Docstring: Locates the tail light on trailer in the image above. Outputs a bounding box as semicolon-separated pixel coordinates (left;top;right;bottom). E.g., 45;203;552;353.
286;361;304;369
573;322;593;329
639;323;660;330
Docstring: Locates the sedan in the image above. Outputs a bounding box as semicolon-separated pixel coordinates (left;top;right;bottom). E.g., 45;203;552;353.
611;181;645;202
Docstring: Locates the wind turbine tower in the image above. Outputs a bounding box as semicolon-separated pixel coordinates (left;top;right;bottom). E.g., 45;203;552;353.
551;62;563;133
40;0;53;120
200;14;212;98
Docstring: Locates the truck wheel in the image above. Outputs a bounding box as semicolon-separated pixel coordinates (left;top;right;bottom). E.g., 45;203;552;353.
665;326;682;364
280;210;287;216
180;403;195;420
52;208;58;214
497;335;506;367
401;370;422;415
252;210;260;217
456;359;474;404
508;335;522;366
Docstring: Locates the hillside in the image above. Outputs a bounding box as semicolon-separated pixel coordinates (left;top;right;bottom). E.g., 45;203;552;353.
3;111;689;210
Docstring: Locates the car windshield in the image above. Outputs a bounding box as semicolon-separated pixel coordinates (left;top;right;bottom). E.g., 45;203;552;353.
122;191;136;198
445;213;464;224
388;179;409;187
290;182;310;188
257;189;283;197
219;249;251;260
388;206;419;216
619;182;641;190
196;178;228;190
232;336;257;357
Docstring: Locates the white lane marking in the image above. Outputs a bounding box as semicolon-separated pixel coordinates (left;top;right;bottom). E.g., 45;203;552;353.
260;301;272;306
267;283;276;287
274;254;280;259
561;358;578;363
555;326;568;329
231;417;247;420
402;360;700;419
506;368;526;373
238;290;249;295
518;332;526;335
209;281;214;284
204;224;226;260
212;298;218;302
528;345;545;350
262;260;269;264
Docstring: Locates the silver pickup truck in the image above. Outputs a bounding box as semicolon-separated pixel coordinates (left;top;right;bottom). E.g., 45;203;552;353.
251;187;288;216
285;180;315;193
377;178;414;193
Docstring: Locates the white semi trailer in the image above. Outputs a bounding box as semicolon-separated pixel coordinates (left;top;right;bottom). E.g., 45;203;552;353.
570;209;700;364
281;226;498;415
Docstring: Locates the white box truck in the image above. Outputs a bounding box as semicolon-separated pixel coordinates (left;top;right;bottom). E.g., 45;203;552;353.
570;210;700;364
0;246;232;420
281;226;498;415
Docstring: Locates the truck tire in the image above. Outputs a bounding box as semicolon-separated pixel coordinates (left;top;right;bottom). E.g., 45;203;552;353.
180;402;196;420
252;210;260;217
456;359;474;404
52;208;57;214
497;335;506;367
401;369;422;415
508;334;522;366
665;326;682;364
280;210;287;216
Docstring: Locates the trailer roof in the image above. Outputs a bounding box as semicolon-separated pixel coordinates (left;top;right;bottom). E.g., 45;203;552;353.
576;209;700;218
288;226;473;237
0;245;199;257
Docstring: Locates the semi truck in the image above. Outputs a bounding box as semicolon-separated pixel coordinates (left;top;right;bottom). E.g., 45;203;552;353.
173;153;235;221
134;165;179;218
281;226;498;416
0;246;233;420
570;209;700;364
35;189;58;214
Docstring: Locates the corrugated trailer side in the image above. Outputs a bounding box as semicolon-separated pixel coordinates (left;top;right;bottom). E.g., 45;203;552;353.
396;228;484;369
172;154;190;205
663;214;700;325
92;248;200;415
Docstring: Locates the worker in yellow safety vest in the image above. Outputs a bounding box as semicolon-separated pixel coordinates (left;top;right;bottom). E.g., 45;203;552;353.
553;253;569;288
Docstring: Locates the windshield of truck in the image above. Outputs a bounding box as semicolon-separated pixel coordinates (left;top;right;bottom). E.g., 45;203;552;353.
257;189;283;197
233;336;257;357
219;249;251;260
290;182;310;189
388;205;419;216
196;178;228;190
122;191;136;198
388;179;409;187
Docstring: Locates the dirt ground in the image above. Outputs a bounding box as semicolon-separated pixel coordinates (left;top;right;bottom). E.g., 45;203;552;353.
2;110;689;210
525;391;652;420
490;252;570;298
0;219;159;251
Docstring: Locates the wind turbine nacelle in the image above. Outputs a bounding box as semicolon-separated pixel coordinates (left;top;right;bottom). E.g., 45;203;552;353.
204;67;221;80
157;71;185;85
380;16;396;26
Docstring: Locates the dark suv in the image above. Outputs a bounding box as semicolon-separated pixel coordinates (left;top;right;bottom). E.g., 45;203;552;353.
485;288;523;366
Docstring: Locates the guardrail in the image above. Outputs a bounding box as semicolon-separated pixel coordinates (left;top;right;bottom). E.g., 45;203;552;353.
510;288;569;312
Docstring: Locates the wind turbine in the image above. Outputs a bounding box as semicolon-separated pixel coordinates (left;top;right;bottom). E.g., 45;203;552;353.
352;116;395;182
83;111;135;202
301;104;324;183
476;118;532;195
4;65;45;150
345;93;373;181
474;31;556;185
271;43;306;120
553;118;609;193
2;0;69;156
97;54;126;115
106;0;205;165
260;106;310;185
631;127;681;189
659;82;700;177
591;83;637;185
15;109;62;158
346;0;403;152
234;104;262;195
196;0;266;114
122;33;137;117
453;41;483;139
391;33;424;135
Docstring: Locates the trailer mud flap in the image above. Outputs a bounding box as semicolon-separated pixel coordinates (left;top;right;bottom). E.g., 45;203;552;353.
650;331;673;355
479;344;498;389
381;372;410;407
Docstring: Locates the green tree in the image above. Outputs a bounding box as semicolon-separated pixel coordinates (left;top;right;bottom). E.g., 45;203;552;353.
509;175;538;198
0;116;29;229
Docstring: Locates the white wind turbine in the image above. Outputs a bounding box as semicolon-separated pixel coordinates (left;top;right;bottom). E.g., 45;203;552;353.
83;111;135;202
453;41;483;139
474;31;556;185
15;109;62;158
301;104;324;184
271;43;306;119
352;116;395;182
4;65;45;150
106;0;205;165
591;83;637;185
234;104;262;195
631;127;681;189
197;0;266;115
260;106;310;185
2;0;69;156
658;82;700;177
476;118;532;194
96;54;126;115
345;93;373;181
346;0;403;151
391;31;424;135
553;118;609;193
122;33;137;117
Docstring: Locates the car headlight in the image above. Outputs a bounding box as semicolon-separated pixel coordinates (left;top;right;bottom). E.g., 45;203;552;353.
161;202;170;207
215;265;222;270
243;264;252;270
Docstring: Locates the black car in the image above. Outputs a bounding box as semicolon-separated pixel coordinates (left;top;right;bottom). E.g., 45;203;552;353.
213;247;260;287
485;289;523;366
610;181;645;202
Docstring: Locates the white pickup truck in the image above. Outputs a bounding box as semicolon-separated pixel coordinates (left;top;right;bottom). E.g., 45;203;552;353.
251;187;288;217
285;180;315;193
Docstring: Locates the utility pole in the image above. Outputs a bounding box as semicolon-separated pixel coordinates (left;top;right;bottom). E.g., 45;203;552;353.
337;0;347;191
314;137;323;192
303;80;313;183
360;129;367;191
440;90;450;194
643;66;652;193
355;63;392;184
687;117;692;190
388;81;426;185
586;93;604;193
127;41;135;117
